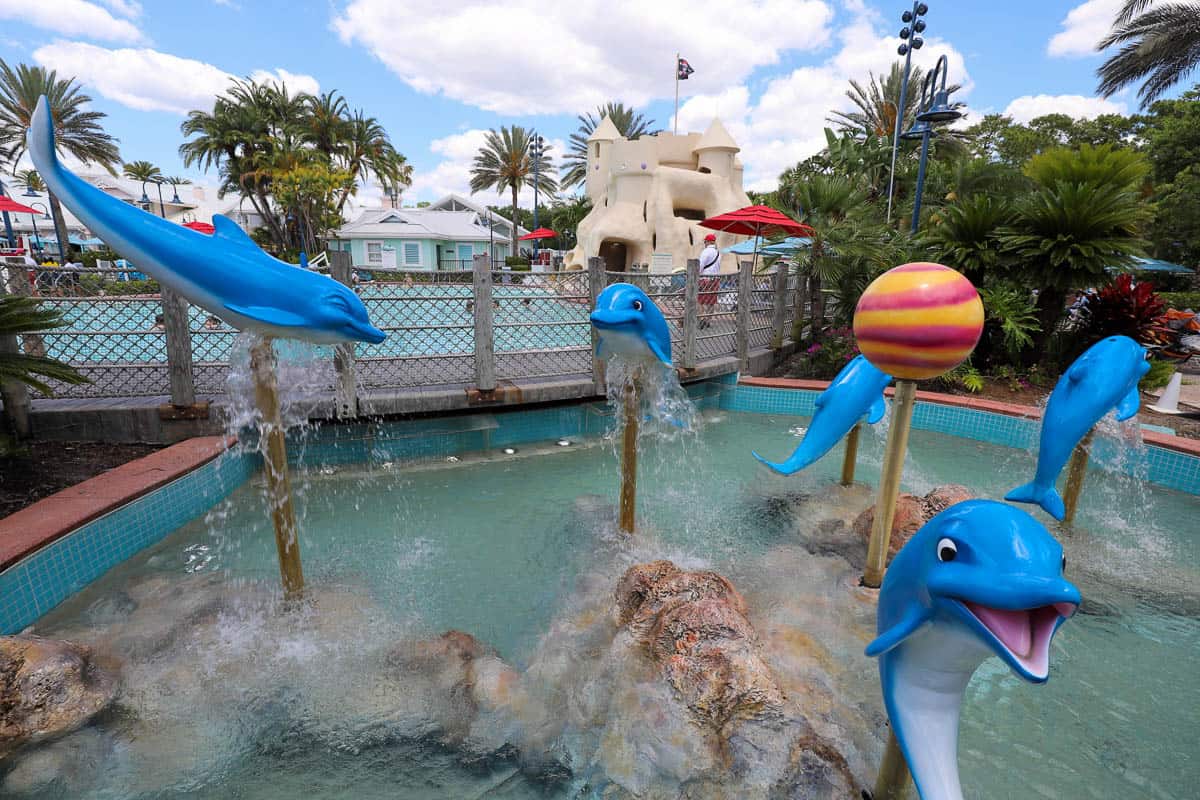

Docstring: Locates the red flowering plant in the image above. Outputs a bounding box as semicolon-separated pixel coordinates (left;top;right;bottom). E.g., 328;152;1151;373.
1078;273;1165;346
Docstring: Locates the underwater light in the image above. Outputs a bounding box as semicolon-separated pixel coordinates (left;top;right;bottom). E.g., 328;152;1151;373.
556;439;571;447
503;447;518;455
446;456;459;463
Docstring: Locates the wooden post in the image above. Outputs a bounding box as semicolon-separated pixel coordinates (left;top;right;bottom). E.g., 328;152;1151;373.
588;256;606;394
863;380;918;588
472;253;496;392
770;265;788;349
792;271;809;344
683;258;699;370
736;260;752;370
619;374;640;534
1062;429;1095;526
872;730;913;800
328;250;359;418
841;423;862;486
160;286;195;407
249;338;304;600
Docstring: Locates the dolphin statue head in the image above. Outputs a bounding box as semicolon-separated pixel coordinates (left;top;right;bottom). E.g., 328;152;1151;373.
1006;335;1148;518
866;500;1080;800
27;96;385;346
590;283;672;366
752;354;891;475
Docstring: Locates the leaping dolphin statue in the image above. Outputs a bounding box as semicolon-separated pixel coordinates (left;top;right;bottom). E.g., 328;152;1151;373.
752;354;891;474
1005;335;1148;519
27;96;385;345
590;283;672;366
866;500;1080;800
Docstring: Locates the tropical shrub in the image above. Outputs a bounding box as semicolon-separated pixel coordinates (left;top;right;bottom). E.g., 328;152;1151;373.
932;362;985;393
1139;359;1176;392
1078;273;1165;344
978;284;1041;364
789;328;859;380
1160;291;1200;311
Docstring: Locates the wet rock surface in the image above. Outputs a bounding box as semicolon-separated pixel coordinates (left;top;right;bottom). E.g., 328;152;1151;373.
851;485;976;565
0;635;119;761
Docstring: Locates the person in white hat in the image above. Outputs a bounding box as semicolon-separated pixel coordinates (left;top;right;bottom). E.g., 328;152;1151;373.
698;233;720;328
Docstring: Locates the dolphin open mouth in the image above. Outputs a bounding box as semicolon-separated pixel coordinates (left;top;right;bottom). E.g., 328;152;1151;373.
958;600;1077;679
590;309;640;330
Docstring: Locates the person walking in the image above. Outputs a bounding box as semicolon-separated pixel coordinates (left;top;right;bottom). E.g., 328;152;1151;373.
698;233;720;329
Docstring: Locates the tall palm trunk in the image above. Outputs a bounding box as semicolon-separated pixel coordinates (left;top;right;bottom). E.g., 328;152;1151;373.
47;191;70;266
809;241;826;342
511;184;520;262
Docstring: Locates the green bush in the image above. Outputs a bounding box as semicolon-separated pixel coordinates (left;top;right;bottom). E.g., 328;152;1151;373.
77;273;159;296
79;248;122;268
789;328;860;380
1139;359;1176;392
505;256;530;268
1160;291;1200;311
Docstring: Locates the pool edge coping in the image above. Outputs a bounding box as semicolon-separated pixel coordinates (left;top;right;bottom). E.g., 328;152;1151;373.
737;376;1200;458
0;434;237;571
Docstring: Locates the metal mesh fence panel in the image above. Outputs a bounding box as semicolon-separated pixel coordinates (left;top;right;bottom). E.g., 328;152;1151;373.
493;269;593;381
747;271;776;349
696;273;738;361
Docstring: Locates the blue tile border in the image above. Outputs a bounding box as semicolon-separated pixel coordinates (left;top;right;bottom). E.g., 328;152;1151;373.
4;377;1196;634
720;385;1200;496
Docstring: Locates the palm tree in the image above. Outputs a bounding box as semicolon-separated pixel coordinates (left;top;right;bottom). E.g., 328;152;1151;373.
921;194;1013;283
334;111;408;214
0;60;120;264
469;126;557;249
0;296;86;440
13;168;43;193
1097;1;1200;108
561;103;657;189
999;146;1152;356
829;63;926;139
122;160;162;183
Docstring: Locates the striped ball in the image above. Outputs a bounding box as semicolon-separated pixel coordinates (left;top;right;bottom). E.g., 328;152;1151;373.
853;262;983;380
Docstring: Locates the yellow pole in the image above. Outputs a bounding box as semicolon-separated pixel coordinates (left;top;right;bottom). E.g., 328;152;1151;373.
250;338;304;599
863;380;918;588
873;730;913;800
618;374;641;535
1061;429;1094;526
841;423;862;486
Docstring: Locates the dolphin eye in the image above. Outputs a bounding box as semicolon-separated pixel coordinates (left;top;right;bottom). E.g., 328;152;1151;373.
632;300;643;311
1061;554;1067;573
936;538;957;562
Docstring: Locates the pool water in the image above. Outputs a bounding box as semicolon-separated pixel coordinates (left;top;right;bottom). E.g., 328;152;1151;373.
5;412;1198;798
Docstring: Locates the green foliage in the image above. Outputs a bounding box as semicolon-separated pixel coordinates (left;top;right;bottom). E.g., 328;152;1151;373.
1160;291;1200;310
921;194;1012;282
1023;143;1150;192
1097;2;1200;107
504;256;530;267
561;102;658;189
13;168;43;193
122;160;162;182
790;328;860;379
1140;358;1177;391
470;126;557;252
933;362;985;394
0;296;87;395
77;274;159;296
979;284;1041;360
78;247;120;268
962;113;1143;166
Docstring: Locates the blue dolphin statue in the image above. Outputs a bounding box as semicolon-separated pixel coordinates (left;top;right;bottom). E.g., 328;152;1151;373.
1005;335;1148;519
866;500;1080;800
590;283;672;365
752;354;891;474
27;96;385;345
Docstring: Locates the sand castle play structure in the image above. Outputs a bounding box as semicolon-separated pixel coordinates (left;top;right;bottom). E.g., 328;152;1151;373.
564;117;751;274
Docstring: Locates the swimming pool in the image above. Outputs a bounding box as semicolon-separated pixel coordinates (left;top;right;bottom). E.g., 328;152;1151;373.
2;390;1196;798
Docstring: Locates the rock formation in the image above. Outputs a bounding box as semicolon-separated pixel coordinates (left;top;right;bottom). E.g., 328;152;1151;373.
852;485;976;564
0;635;119;759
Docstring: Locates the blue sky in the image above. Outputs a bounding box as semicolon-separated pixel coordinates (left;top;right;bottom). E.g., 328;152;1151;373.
0;0;1168;207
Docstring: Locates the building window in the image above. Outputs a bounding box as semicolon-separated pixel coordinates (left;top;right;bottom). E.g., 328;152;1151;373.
403;242;421;266
366;241;383;264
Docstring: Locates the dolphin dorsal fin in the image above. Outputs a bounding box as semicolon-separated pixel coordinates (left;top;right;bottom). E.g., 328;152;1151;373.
212;215;261;251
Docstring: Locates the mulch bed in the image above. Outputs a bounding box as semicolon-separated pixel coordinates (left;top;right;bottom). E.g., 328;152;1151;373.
0;442;164;518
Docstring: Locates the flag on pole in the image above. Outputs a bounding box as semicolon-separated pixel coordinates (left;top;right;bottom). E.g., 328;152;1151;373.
677;57;694;80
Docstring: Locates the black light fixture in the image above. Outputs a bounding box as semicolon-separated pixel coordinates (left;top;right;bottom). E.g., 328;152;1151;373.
887;2;931;222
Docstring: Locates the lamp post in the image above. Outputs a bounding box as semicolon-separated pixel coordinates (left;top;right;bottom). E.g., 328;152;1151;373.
22;191;49;263
885;1;929;225
141;178;167;218
905;54;962;234
531;132;545;263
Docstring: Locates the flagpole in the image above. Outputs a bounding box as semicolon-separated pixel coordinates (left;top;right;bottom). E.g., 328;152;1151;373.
674;51;680;135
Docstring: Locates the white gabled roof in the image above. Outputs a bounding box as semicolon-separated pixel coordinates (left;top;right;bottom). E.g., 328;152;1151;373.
334;207;509;243
426;193;529;236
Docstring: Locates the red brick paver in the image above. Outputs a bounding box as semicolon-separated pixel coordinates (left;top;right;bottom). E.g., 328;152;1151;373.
0;436;236;570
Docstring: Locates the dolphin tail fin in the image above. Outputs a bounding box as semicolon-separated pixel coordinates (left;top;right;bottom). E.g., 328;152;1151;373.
751;448;812;476
1004;482;1066;520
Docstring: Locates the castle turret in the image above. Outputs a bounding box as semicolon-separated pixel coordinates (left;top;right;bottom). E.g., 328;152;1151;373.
585;115;621;201
694;118;739;179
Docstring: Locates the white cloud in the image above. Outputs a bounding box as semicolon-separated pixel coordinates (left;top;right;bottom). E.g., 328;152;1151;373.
1003;93;1126;123
1048;0;1121;57
97;0;141;17
32;41;319;115
332;0;835;115
676;5;972;191
248;68;321;97
0;0;144;43
407;129;567;206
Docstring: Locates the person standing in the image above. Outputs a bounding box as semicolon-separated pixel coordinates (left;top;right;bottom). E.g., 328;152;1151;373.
698;233;720;328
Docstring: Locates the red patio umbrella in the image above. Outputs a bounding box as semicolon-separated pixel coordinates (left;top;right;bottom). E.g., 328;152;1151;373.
183;220;216;235
518;227;557;241
699;205;814;273
0;196;42;215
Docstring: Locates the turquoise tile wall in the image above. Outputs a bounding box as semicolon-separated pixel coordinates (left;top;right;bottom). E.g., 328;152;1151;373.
4;379;1195;634
0;449;257;634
